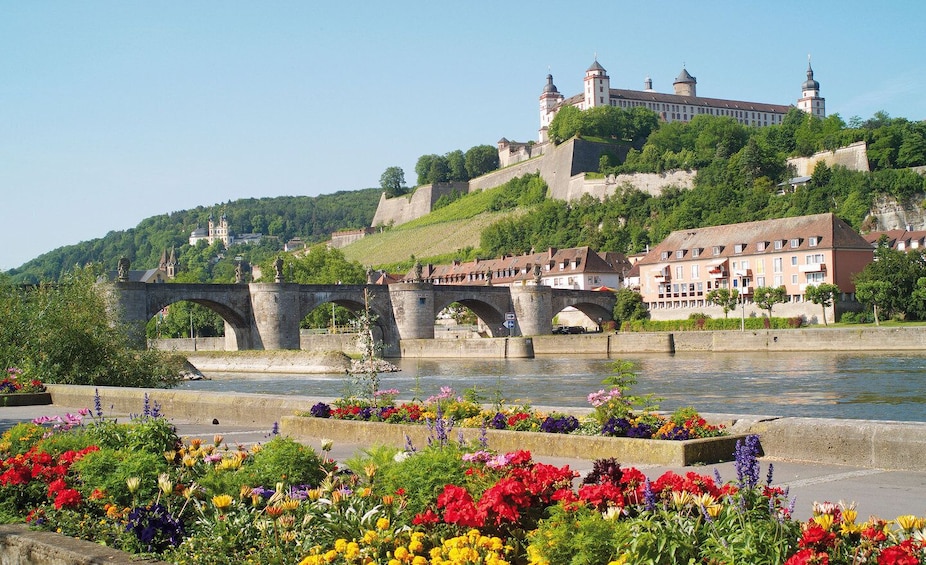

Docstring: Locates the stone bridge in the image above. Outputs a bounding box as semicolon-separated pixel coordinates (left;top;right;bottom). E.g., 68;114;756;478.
112;281;615;357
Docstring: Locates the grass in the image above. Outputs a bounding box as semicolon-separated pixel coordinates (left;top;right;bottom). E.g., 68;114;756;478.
342;209;524;268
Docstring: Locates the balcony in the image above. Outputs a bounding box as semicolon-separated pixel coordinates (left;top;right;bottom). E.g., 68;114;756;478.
732;268;752;277
798;263;826;273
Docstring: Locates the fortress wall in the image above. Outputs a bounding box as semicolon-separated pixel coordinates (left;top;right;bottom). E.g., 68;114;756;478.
561;170;697;202
468;159;543;192
370;182;468;227
787;141;869;176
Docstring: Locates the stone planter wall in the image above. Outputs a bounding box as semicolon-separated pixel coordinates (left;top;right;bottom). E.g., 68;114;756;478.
0;392;51;407
279;416;745;466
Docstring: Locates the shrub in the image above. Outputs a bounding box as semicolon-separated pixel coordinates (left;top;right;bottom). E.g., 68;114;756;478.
72;448;168;507
238;436;326;489
375;443;472;517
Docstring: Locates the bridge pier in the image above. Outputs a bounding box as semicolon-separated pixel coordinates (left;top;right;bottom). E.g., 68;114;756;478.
388;283;435;340
510;285;554;336
249;283;301;349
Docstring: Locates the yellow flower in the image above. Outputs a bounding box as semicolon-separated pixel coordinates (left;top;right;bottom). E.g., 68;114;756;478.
182;455;198;468
706;504;723;518
842;508;857;524
125;477;141;494
344;542;360;559
411;557;427;565
376;517;390;531
158;473;173;495
896;514;918;531
334;539;348;553
163;450;176;463
394;546;409;560
212;494;233;509
362;530;378;545
408;539;424;554
813;513;834;531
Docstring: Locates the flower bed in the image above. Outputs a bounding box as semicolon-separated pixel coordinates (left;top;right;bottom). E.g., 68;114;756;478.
0;367;49;406
3;398;925;565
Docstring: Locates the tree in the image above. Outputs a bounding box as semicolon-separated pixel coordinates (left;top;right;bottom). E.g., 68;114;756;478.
464;145;499;179
379;166;407;198
753;286;787;319
706;288;739;318
445;150;467;182
856;280;893;325
415;154;438;186
805;283;840;325
612;288;649;327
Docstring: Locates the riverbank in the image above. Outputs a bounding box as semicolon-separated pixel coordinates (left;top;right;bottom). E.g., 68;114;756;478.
164;326;926;360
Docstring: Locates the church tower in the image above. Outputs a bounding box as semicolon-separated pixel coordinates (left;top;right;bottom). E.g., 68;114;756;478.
797;57;825;119
583;59;610;110
673;67;697;97
166;247;178;279
538;73;564;142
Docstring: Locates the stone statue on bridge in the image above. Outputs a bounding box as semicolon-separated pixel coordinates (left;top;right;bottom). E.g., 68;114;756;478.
485;269;493;286
117;257;130;282
533;263;542;285
235;261;244;284
274;256;284;283
414;260;423;283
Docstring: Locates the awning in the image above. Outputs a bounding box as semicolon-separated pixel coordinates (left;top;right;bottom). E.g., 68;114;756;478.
592;286;617;292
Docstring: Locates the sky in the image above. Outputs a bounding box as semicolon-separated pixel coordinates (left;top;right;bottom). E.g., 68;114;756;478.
3;1;926;270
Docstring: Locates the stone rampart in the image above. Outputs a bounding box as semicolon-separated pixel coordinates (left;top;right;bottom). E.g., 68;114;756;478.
370;182;468;227
869;193;926;231
559;170;697;202
787;141;869;176
400;337;534;358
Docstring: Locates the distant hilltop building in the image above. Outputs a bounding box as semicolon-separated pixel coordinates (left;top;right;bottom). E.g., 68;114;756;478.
539;57;825;142
189;213;262;247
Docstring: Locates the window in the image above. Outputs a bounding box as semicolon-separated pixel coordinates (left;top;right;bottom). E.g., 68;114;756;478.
774;240;783;250
806;254;824;264
792;274;799;284
676;249;685;259
692;248;701;258
790;238;801;248
661;251;670;260
712;246;723;256
791;256;798;266
691;265;699;279
773;257;782;273
774;275;783;286
757;241;767;251
676;266;684;280
806;272;825;283
734;243;746;254
809;236;819;247
757;276;766;287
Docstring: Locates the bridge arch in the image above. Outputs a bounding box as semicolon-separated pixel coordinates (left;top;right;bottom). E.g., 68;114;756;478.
552;289;615;330
433;286;512;337
296;285;400;356
144;284;254;350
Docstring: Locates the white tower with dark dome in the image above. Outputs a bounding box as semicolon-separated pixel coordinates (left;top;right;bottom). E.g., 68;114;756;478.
797;56;825;118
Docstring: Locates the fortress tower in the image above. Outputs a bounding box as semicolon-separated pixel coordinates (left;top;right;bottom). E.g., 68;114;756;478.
539;74;565;143
672;67;697;97
582;59;610;110
797;57;825;119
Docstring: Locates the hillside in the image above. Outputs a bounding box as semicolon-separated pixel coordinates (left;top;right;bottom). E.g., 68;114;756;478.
6;189;381;284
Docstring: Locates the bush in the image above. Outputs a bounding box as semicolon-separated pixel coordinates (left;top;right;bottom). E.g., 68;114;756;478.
839;310;874;324
72;448;169;507
86;417;181;456
374;443;472;517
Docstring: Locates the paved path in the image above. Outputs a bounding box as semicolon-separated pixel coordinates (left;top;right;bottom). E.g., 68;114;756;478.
3;403;925;521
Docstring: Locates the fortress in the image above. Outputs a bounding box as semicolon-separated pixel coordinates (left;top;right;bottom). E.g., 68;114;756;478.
372;58;826;229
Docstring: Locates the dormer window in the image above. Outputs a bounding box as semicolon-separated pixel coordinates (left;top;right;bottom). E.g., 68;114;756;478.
757;241;767;252
692;248;701;258
712;246;723;256
661;251;670;260
734;243;746;254
790;238;802;248
809;236;819;247
676;249;685;259
774;240;784;250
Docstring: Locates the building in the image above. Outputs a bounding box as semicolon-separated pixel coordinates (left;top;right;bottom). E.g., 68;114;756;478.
538;58;824;142
189;213;263;247
403;246;630;291
636;213;873;323
863;229;926;251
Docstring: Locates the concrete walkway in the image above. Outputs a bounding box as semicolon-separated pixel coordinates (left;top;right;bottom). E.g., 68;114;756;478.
3;402;925;521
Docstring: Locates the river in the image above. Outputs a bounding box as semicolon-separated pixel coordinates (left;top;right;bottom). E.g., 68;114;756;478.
178;351;926;423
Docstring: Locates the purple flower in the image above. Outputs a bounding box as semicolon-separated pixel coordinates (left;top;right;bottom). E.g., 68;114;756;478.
539;415;580;434
488;412;507;429
734;434;761;490
310;402;331;418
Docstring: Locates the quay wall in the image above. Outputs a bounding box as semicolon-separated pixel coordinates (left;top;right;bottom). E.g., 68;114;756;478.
43;385;926;471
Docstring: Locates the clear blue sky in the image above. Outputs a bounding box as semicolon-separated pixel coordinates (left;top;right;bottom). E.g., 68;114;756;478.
3;1;925;270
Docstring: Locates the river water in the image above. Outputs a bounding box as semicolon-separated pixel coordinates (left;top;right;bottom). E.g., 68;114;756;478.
178;351;926;423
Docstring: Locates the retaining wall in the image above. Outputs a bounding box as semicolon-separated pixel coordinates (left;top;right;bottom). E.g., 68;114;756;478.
42;385;926;471
0;524;170;565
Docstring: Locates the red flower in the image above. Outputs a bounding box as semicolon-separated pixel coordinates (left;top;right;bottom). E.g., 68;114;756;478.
799;523;836;549
578;483;625;510
412;508;439;526
877;542;919;565
47;478;68;497
862;526;888;542
53;488;82;509
784;548;829;565
437;484;483;527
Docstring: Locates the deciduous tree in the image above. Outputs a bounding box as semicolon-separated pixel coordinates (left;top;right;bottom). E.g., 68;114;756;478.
753;286;787;319
379;166;408;198
706;288;739;318
805;283;840;325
